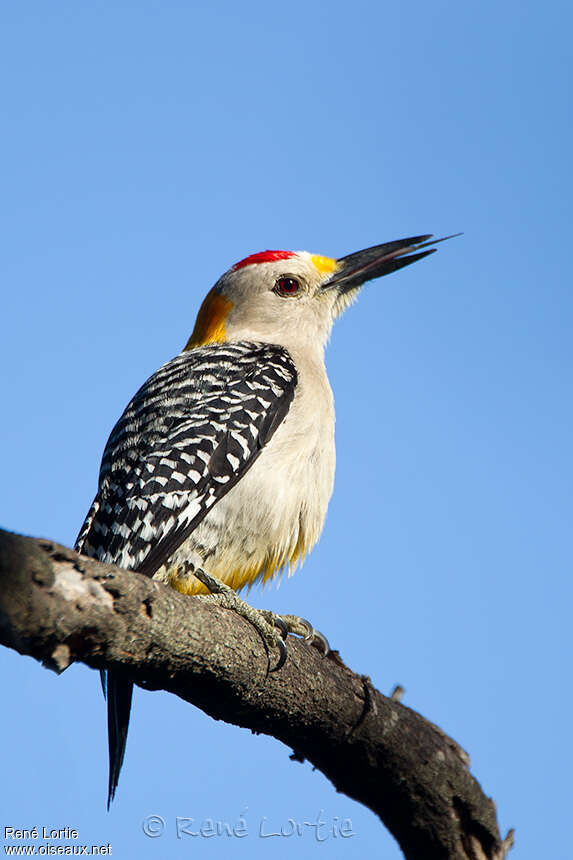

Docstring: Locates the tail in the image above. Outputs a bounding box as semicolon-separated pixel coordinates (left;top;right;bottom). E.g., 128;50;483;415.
101;669;134;809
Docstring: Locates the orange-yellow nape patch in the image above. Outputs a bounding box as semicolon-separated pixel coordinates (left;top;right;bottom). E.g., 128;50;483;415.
185;288;234;350
311;254;338;276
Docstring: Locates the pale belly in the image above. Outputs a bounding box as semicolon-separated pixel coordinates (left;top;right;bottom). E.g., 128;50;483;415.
155;374;336;595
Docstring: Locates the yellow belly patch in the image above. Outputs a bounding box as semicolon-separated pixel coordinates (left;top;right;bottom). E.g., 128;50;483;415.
167;535;311;596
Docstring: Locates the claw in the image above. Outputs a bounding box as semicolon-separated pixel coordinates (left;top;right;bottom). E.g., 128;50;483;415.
273;616;289;640
292;616;330;655
296;617;315;639
310;628;331;656
270;637;288;672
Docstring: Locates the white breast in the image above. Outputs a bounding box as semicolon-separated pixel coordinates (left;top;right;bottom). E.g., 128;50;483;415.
162;350;336;592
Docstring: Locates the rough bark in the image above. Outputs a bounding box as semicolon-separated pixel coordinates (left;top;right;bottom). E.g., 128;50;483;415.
0;527;513;860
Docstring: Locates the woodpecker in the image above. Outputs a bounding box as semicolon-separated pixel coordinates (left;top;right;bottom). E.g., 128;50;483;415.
75;233;454;807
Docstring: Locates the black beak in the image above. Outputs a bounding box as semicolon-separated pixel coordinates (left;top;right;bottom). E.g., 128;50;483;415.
323;233;460;293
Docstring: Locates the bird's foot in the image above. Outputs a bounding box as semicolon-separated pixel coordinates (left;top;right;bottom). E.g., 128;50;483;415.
192;568;329;671
193;567;287;670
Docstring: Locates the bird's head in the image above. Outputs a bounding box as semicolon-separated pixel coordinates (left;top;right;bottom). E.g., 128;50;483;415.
185;234;457;352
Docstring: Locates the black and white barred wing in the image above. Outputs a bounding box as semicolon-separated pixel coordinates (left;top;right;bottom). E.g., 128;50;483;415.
75;342;297;576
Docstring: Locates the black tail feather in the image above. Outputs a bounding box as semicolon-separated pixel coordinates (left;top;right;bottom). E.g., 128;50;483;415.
104;670;134;809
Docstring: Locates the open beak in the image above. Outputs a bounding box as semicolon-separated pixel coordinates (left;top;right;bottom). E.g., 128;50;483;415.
323;233;461;293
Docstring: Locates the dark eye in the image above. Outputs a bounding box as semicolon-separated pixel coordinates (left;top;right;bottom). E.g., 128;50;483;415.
275;277;300;295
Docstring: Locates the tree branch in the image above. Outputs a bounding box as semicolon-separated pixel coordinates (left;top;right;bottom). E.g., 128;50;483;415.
0;527;513;860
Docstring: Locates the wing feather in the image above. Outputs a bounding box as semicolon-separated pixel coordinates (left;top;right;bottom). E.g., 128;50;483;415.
75;341;297;577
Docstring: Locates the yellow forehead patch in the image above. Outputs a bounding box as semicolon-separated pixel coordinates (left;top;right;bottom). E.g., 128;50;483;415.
311;254;338;275
184;288;234;350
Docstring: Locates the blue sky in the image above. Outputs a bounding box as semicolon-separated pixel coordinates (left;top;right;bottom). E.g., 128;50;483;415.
1;2;571;858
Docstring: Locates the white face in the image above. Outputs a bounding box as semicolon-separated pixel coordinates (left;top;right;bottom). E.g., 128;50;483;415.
217;252;359;349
